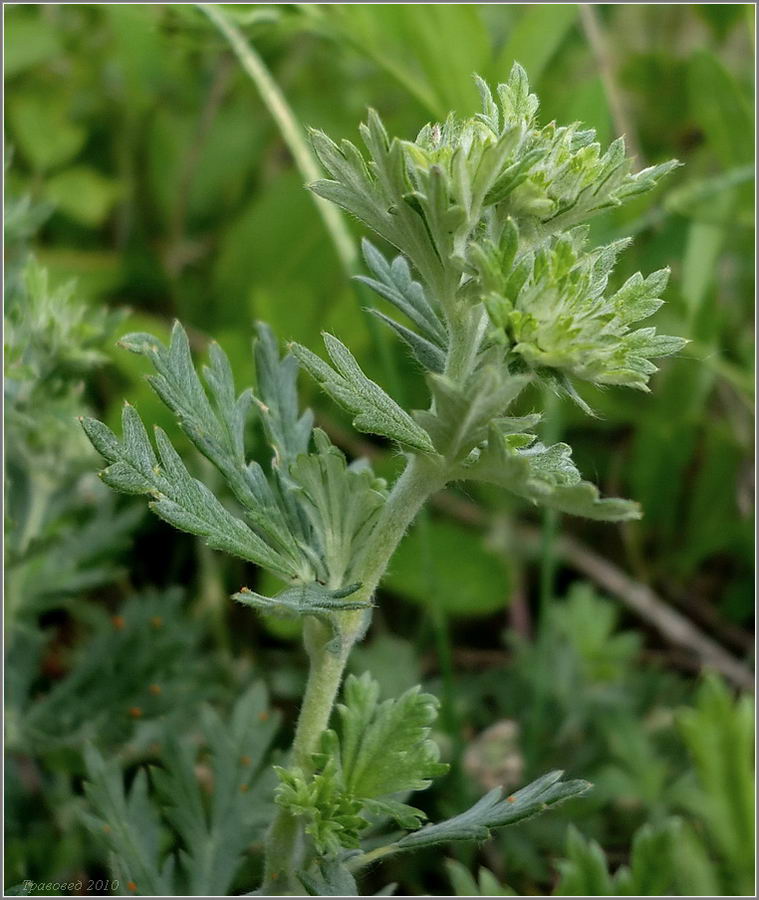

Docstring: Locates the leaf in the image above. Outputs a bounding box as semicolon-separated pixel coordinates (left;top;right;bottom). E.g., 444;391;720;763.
7;93;86;172
234;581;369;633
287;428;387;584
151;683;280;895
81;404;303;579
678;674;755;895
325;672;448;802
384;517;510;617
45;166;121;227
275;761;366;856
356;240;447;346
83;683;279;896
299;857;359;897
4;8;62;78
368;309;446;373
555;819;686;896
415;365;530;461
309;125;445;297
119;322;257;507
555;825;614;896
118;323;310;576
82;746;173;896
292;334;436;453
397;770;591;850
446;859;513;896
459;424;640;521
357;240;448;373
275;674;447;855
688;50;753;169
253;321;314;467
17;589;203;753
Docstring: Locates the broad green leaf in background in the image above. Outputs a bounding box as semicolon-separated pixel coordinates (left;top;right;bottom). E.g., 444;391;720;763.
7;94;87;173
45;166;122;228
315;5;491;118
384;517;510;617
687;50;754;169
4;7;62;78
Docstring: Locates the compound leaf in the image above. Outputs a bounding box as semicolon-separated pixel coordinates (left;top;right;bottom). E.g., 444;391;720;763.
292;334;435;453
81;405;302;578
459;424;640;521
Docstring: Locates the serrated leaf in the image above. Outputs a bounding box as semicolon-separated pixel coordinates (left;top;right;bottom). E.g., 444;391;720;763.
368;308;446;373
253;321;314;467
276;674;447;856
234;581;367;620
415;366;529;461
397;771;591;850
357;240;446;345
299;857;359;897
82;746;173;896
81;405;304;578
292;334;435;453
83;684;279;896
286;428;387;585
120;322;255;501
325;672;448;801
152;683;280;895
116;322;315;570
677;675;755;894
458;424;640;521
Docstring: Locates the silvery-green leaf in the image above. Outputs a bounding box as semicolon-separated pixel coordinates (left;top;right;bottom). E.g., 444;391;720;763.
292;335;436;454
397;770;591;850
368;309;446;373
81;405;304;578
253;322;314;467
299;858;358;897
233;581;367;619
459;424;641;522
415;367;530;462
357;240;446;345
287;429;386;585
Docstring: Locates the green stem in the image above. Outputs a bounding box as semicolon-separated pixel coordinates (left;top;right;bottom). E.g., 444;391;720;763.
198;2;404;404
198;3;356;274
261;454;445;893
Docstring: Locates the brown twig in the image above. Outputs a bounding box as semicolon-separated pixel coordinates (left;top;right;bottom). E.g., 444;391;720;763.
519;527;755;691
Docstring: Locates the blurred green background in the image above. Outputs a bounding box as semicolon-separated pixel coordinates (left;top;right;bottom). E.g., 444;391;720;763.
4;4;755;896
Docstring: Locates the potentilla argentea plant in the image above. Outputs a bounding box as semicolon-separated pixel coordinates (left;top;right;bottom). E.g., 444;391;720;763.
82;65;685;895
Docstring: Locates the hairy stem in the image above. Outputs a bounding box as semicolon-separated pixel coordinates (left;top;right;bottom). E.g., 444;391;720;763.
262;453;445;893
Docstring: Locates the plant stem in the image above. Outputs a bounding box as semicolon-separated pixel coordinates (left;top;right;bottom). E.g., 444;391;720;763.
197;3;357;274
198;2;405;405
261;454;445;893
